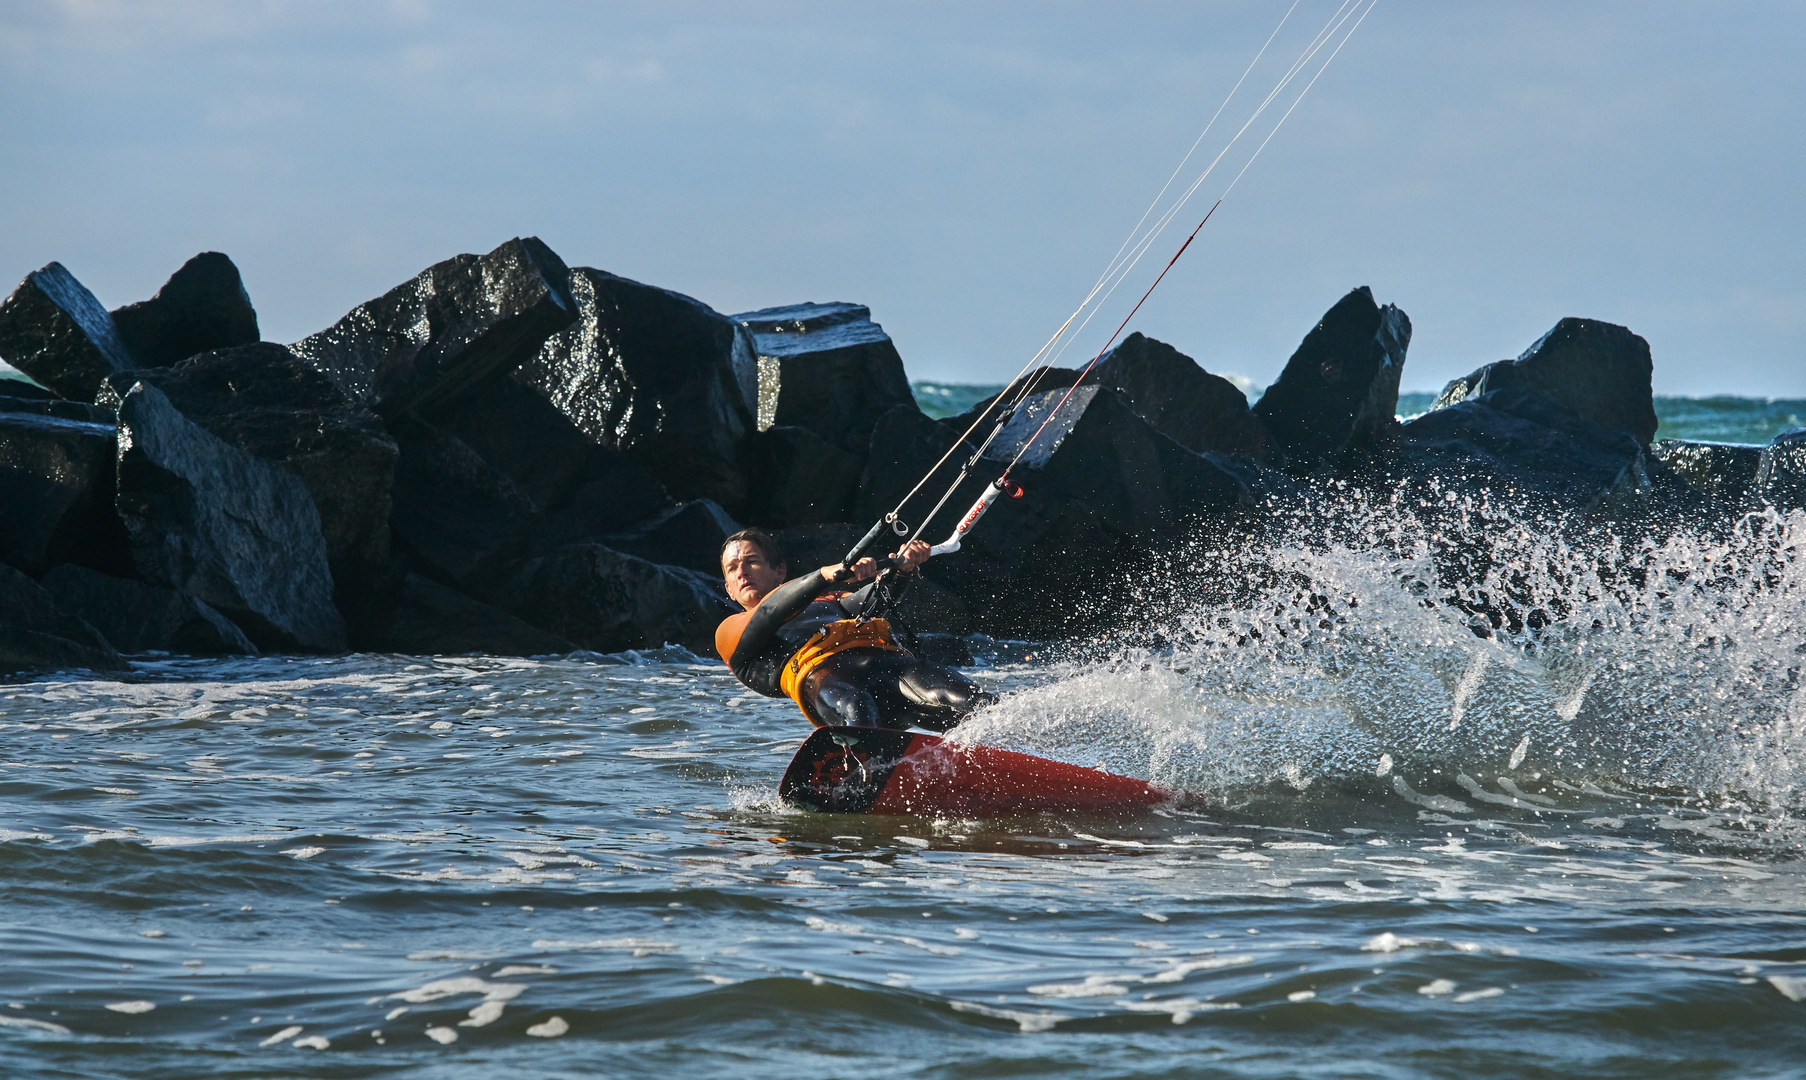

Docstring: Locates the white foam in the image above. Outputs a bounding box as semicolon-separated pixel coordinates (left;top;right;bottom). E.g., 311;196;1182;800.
1363;932;1427;953
425;1025;458;1044
1454;987;1504;1003
804;916;863;935
459;1000;506;1027
388;977;525;1004
1027;974;1128;998
281;846;326;859
493;965;557;978
1142;955;1255;983
1770;975;1806;1002
104;1000;155;1013
892;835;930;848
292;1034;330;1049
949;1000;1062;1032
526;1015;569;1037
0;1015;69;1034
258;1024;303;1046
1114;998;1238;1025
531;938;676;953
1417;979;1457;997
1287;990;1316;1002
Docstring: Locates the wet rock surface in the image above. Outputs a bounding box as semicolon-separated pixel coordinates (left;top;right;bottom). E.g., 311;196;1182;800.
0;410;128;577
0;563;127;674
114;382;345;652
362;571;575;657
1434;318;1657;446
1652;439;1766;504
1091;333;1279;462
386;416;533;586
0;262;141;400
600;499;742;575
292;237;576;417
481;543;732;656
1253;286;1410;469
519;267;755;516
40;563;256;656
735;302;916;454
1753;428;1806;512
110;252;260;367
99;343;398;567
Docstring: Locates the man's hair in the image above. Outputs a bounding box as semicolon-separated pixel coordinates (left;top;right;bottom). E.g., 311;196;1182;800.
719;527;786;571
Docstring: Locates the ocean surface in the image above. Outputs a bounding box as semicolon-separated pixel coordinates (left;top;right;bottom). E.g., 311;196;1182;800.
2;387;1804;1079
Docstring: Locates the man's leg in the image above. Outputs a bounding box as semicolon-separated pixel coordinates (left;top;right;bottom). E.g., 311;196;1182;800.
892;658;995;732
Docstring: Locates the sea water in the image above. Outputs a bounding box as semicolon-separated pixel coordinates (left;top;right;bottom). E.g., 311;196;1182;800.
3;395;1805;1078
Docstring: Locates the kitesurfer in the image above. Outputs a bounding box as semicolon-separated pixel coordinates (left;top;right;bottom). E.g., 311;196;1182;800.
716;528;992;731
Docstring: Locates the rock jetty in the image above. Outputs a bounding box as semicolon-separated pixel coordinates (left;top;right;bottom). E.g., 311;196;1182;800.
1;238;1798;672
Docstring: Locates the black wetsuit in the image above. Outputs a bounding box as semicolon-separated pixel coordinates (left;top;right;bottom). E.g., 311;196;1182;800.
725;569;990;732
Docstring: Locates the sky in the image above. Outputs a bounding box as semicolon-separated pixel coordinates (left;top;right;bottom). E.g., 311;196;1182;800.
2;1;1801;396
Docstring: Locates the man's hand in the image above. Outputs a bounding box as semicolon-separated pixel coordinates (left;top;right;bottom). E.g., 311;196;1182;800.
895;539;930;573
822;557;881;584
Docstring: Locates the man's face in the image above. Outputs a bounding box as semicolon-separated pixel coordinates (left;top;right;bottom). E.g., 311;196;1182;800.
721;540;786;610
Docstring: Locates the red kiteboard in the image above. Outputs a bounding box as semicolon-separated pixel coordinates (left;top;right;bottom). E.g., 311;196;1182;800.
778;726;1168;816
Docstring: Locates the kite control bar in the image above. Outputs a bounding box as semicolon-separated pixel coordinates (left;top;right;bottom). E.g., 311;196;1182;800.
928;477;1023;557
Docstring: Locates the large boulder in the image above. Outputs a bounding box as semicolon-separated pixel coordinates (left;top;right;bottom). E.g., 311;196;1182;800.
746;424;865;527
0;562;127;674
600;499;741;575
855;403;980;529
1752;429;1806;512
425;368;672;550
110;252;259;367
98;343;398;566
1397;385;1655;513
0;262;140;400
114;382;345;651
1091;333;1279;461
733;301;917;454
923;385;1253;637
386;416;534;585
1252;286;1411;468
0;394;115;424
481;543;733;655
291;236;576;418
0;410;130;577
1433;318;1657;446
517;267;756;515
39;564;255;655
351;570;575;656
1651;439;1766;504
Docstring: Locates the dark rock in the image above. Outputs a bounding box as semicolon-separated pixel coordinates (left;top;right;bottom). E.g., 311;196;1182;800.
926;385;1254;637
387;416;533;585
771;522;868;576
110;252;259;367
854;403;981;529
734;301;917;454
0;411;130;577
518;267;755;514
0;377;56;400
1651;439;1765;504
747;424;865;527
425;369;672;550
350;570;575;656
0;394;115;424
481;543;733;656
98;343;398;566
600;499;741;575
1253;286;1411;468
292;237;576;418
1091;333;1280;462
114;382;344;651
1752;428;1806;511
1397;385;1654;512
1433;318;1657;445
0;262;139;400
39;564;255;655
0;562;127;674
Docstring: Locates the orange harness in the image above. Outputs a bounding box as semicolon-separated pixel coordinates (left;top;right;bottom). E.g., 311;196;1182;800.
716;610;905;723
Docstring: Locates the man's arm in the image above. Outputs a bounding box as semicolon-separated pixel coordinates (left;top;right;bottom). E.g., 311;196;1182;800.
727;569;836;675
